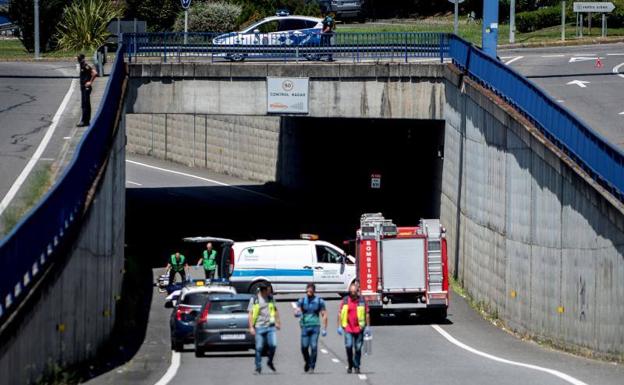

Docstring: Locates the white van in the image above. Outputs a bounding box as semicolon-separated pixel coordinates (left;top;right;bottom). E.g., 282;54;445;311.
183;236;356;294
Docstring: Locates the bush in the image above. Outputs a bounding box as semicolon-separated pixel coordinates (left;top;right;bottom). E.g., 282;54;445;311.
8;0;70;52
607;0;624;28
125;0;181;32
55;0;124;52
234;0;321;27
173;1;242;32
516;5;564;32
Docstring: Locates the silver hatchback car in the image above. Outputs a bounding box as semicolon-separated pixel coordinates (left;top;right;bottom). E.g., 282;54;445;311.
194;294;255;356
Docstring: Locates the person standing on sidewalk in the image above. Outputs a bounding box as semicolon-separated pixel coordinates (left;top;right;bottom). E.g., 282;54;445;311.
77;54;97;127
337;282;371;374
197;242;217;280
294;283;327;374
248;283;281;374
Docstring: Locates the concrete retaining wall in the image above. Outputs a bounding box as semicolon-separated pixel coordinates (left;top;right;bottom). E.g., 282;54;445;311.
441;70;624;358
127;114;281;182
0;119;126;384
126;63;445;119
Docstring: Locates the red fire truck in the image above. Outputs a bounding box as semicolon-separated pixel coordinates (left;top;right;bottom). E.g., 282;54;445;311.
355;213;449;321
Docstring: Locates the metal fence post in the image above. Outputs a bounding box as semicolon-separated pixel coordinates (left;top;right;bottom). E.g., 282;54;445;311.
163;32;168;63
404;33;408;63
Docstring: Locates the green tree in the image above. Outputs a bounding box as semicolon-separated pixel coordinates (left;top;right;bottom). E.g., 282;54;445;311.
56;0;124;52
8;0;70;52
173;1;242;32
125;0;181;32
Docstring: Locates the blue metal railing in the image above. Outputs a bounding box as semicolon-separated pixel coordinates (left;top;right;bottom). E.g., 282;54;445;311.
449;35;624;200
124;32;449;63
0;47;126;325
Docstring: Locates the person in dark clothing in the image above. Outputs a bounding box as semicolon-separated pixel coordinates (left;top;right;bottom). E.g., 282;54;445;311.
321;15;335;61
77;54;97;127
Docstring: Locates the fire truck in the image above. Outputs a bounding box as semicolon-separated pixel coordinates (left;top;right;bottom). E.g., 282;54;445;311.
355;213;449;320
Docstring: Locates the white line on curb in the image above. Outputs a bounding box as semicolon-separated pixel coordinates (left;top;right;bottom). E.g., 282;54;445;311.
0;79;77;216
430;325;588;385
154;351;181;385
613;62;624;79
504;56;524;65
126;160;279;201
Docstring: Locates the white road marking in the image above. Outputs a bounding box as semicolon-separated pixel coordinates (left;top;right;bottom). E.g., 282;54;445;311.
500;56;514;60
431;325;589;385
557;100;565;103
358;374;368;380
504;56;524;65
126;180;143;186
331;358;340;363
153;351;181;385
569;56;602;63
619;111;624;115
566;80;590;88
126;159;279;201
63;136;71;140
607;53;624;56
320;349;328;354
541;54;565;58
0;78;77;216
613;62;624;79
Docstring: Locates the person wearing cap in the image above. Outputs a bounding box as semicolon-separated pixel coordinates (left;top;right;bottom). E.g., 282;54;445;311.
294;283;327;374
321;15;335;61
76;54;97;127
197;242;217;280
248;283;281;374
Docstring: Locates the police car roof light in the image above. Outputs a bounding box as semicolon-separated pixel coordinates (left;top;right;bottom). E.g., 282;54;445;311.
276;9;290;16
300;233;319;240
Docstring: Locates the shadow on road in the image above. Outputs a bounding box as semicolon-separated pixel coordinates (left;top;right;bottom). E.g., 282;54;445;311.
372;312;453;327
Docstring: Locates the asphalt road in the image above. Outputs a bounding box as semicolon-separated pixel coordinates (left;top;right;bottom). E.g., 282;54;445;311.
499;43;624;148
87;156;623;385
0;61;78;204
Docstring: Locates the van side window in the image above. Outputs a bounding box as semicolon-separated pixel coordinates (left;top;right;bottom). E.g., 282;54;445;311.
316;245;343;264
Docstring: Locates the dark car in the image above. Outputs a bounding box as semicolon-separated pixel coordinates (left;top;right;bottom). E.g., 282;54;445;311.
169;286;236;351
194;294;254;357
315;0;365;21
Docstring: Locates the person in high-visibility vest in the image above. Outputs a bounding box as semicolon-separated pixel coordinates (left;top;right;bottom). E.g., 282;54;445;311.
196;242;217;280
165;251;188;285
248;283;281;374
337;282;371;374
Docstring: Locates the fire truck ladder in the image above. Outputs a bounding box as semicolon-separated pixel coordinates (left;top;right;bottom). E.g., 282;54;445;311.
422;220;443;293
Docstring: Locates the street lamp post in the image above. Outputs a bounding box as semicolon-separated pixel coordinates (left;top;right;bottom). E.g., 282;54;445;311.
510;0;515;44
34;0;40;59
181;0;191;44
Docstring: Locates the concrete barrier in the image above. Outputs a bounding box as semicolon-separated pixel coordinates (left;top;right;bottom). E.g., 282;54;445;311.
0;118;126;384
441;67;624;359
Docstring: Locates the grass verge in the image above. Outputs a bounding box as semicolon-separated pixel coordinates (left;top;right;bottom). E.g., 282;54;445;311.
1;165;53;236
0;38;79;61
340;16;624;47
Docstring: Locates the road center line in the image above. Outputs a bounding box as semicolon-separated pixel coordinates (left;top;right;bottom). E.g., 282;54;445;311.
613;62;624;79
320;348;328;354
430;325;588;385
331;358;340;363
607;53;624;56
126;159;279;201
0;78;77;216
541;54;565;58
504;56;524;65
358;374;368;380
153;351;181;385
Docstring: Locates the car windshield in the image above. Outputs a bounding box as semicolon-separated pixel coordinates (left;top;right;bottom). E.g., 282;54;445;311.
208;300;249;314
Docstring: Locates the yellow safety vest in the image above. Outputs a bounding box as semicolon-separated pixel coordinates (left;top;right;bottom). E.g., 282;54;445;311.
340;296;366;329
251;297;276;326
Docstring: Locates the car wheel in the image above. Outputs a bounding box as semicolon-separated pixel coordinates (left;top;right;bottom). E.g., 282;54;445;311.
249;281;271;294
304;54;321;61
171;339;183;352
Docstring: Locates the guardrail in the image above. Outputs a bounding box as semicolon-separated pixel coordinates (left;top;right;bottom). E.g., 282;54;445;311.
0;47;126;326
124;32;448;63
449;35;624;201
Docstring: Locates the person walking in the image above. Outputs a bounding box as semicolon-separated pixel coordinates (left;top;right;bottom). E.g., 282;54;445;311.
248;283;281;374
294;283;327;374
337;282;371;374
197;242;217;280
165;252;188;285
76;54;97;127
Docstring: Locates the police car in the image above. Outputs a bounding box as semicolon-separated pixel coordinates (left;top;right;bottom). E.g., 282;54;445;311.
212;14;324;61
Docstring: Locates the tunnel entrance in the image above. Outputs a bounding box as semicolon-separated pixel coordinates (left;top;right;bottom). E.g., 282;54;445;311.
125;117;444;266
